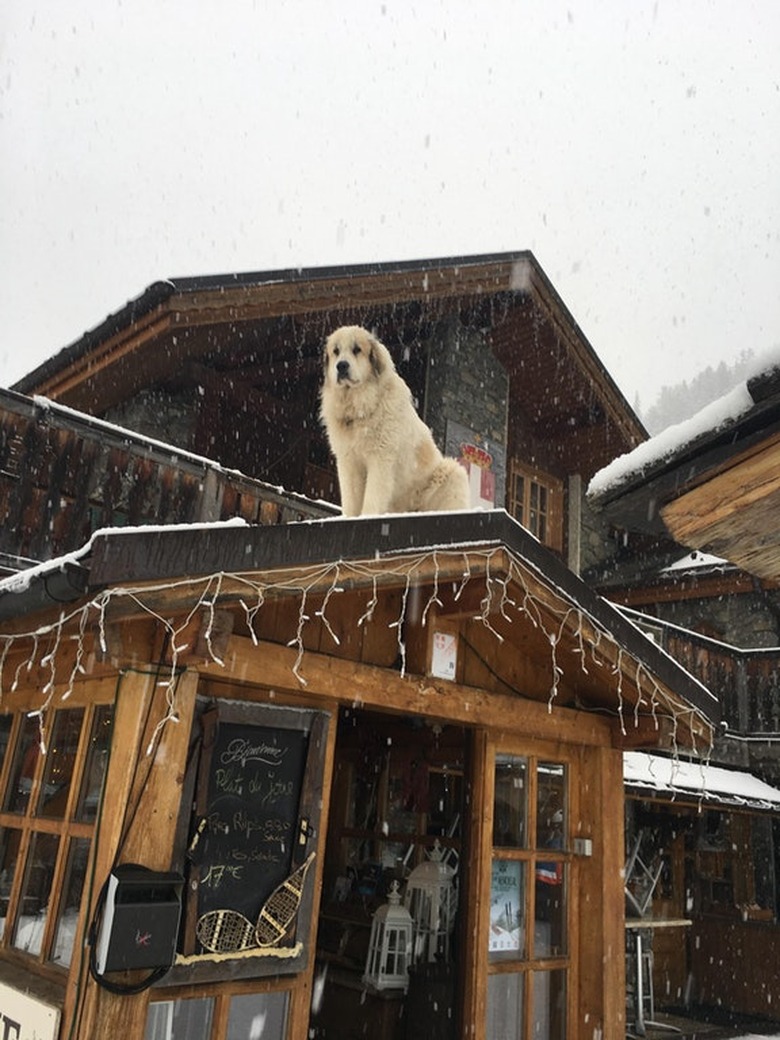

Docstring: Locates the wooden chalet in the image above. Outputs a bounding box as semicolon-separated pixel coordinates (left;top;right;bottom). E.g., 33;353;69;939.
0;510;716;1040
3;249;757;1037
589;358;780;1025
11;251;645;574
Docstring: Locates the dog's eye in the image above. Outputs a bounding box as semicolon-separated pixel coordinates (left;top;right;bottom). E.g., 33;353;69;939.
352;345;361;356
332;347;340;357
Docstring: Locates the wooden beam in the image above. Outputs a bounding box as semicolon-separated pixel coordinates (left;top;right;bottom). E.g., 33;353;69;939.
74;669;199;1038
660;438;780;579
167;260;527;329
198;632;617;750
33;309;174;401
461;729;491;1040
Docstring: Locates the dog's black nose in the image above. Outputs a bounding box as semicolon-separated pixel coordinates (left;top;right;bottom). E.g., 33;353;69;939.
336;360;350;379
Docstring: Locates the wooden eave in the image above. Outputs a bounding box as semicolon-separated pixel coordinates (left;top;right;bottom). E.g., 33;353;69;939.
0;511;716;749
591;375;780;545
660;431;780;581
595;566;778;608
14;253;645;459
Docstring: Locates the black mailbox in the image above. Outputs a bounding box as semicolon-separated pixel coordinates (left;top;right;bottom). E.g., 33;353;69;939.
95;864;184;975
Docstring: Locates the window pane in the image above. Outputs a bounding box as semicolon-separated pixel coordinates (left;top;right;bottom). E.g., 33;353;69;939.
51;837;90;967
226;992;289;1040
13;832;60;956
5;715;41;814
536;763;566;850
489;859;525;960
512;473;525;521
494;755;527;847
0;827;21;942
537;506;547;542
76;705;113;822
0;715;13;775
530;481;539;512
145;998;214;1040
487;971;524;1039
38;708;85;819
533;968;566;1040
534;862;567;957
753;814;775;914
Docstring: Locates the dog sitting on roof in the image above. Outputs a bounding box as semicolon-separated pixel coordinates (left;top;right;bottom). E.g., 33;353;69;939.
320;326;471;517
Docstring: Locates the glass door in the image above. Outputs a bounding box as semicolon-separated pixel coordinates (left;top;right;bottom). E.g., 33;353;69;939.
487;754;570;1040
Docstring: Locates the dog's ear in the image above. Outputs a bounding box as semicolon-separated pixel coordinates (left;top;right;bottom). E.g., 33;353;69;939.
368;337;386;378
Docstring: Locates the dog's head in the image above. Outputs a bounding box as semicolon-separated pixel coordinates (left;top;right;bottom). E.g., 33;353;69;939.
322;326;393;389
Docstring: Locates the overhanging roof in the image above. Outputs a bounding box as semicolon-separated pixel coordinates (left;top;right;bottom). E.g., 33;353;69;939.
9;251;543;392
0;510;718;741
625;750;780;811
11;251;645;455
588;360;780;581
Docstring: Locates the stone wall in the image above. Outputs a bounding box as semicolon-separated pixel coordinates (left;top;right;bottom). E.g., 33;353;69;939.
424;315;509;507
579;482;617;576
106;387;200;453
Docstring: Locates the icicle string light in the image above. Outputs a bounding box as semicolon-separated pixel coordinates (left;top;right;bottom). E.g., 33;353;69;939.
0;546;711;758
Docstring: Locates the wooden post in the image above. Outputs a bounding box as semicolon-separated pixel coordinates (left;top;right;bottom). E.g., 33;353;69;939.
576;744;626;1040
461;729;492;1040
70;667;199;1040
286;708;337;1037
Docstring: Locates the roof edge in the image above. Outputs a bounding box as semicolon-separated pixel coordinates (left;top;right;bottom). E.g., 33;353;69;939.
0;510;718;728
12;251;536;394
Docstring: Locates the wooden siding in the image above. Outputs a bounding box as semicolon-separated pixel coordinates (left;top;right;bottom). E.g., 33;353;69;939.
0;391;336;566
663;630;780;738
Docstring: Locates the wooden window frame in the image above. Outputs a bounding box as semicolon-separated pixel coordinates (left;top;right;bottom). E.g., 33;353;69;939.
508;461;564;553
0;699;112;978
486;749;573;1040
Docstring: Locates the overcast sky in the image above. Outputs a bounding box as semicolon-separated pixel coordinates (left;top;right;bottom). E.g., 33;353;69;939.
1;0;779;412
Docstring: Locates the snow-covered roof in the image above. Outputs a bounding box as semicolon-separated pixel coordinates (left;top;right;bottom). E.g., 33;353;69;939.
660;550;730;574
624;750;780;810
589;383;755;498
588;349;780;501
0;509;719;737
29;394;335;512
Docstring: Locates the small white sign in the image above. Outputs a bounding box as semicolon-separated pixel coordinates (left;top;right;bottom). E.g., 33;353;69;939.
0;982;60;1040
431;630;458;681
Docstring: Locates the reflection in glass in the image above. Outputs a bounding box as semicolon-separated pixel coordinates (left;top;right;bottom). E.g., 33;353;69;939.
536;762;566;850
51;837;90;967
534;862;567;957
0;715;13;776
489;859;525;960
0;827;21;942
487;971;523;1038
12;831;60;956
37;709;85;819
145;998;214;1040
493;755;527;847
533;968;566;1040
5;715;41;814
76;706;113;822
226;991;289;1040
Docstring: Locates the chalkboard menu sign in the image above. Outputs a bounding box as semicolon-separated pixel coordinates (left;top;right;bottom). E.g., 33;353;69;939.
192;717;309;925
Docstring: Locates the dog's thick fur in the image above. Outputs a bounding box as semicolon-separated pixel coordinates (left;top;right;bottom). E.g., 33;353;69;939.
320;326;471;517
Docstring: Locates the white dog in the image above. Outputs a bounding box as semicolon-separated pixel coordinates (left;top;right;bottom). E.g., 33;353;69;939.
320;326;471;517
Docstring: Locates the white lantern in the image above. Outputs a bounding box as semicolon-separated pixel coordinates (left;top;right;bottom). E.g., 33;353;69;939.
404;841;457;964
362;881;413;991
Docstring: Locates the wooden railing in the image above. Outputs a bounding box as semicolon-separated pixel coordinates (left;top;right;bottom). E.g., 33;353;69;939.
0;389;338;567
620;607;780;737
